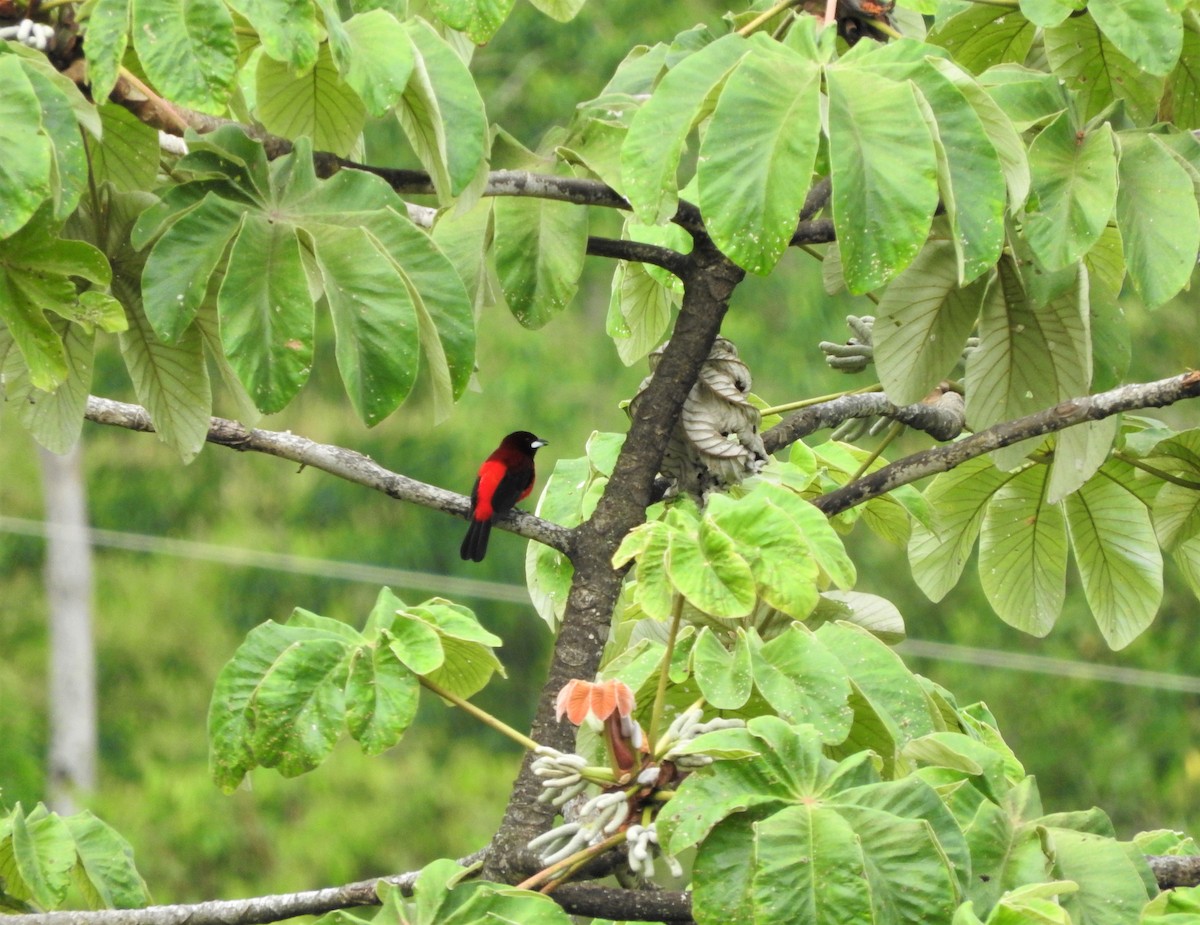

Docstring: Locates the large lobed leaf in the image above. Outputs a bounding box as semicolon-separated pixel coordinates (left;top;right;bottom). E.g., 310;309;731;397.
136;129;473;426
207;589;501;790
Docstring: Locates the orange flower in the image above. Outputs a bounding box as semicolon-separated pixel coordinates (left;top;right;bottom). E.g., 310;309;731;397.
555;678;635;730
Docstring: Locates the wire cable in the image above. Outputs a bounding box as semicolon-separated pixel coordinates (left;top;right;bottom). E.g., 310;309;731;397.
5;516;1200;693
0;515;532;605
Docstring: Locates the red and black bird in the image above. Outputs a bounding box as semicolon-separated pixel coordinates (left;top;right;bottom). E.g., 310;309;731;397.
460;431;548;562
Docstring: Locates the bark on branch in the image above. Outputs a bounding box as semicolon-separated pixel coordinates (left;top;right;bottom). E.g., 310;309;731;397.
763;387;965;451
80;396;572;554
9;853;1199;925
808;371;1200;516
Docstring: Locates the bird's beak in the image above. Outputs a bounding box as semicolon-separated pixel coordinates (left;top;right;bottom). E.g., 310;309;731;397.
533;439;548;449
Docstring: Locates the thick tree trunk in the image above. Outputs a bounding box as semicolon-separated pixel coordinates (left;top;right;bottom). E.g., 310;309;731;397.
38;444;98;813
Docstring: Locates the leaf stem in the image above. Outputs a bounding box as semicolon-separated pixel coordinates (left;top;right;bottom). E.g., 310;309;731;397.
417;676;540;752
850;422;904;482
736;0;804;35
760;383;884;417
1114;451;1200;490
648;594;685;749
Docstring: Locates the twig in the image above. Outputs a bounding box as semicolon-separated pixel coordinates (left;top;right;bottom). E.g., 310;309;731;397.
418;677;541;752
762;388;965;450
81;396;573;555
810;372;1200;516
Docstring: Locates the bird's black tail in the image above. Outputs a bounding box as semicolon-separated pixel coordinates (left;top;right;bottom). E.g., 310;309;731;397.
460;518;492;562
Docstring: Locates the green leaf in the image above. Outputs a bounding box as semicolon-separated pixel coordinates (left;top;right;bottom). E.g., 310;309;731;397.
63;812;149;910
667;519;757;619
343;206;474;413
3;806;75;910
863;48;1008;283
0;210;110;391
20;63;89;223
979;64;1068;132
1164;16;1200;127
698;39;820;275
142;193;246;342
704;491;820;619
966;258;1090;470
1020;0;1075;28
428;0;515;44
9;319;94;455
691;628;753;710
398;20;488;201
819;622;943;750
1065;464;1163;649
226;0;319;70
622;33;750;225
0;56;53;239
1047;827;1155;924
754;482;856;590
979;463;1068;636
312;224;418;425
82;0;131;104
750;804;876;925
928;5;1036;75
123;295;212;464
256;43;366;157
811;591;906;643
1043;15;1165;124
526;456;590;628
218;212;313;413
87;105;160;194
1154;476;1200;551
208;620;346;790
1087;0;1182;77
607;258;678;365
748;626;854;744
131;0;236;114
345;640;419;755
658;719;840;855
249;635;350;777
874;238;986;406
330;10;414;117
493;195;588;328
388;616;445;676
689;810;764;924
826;65;939;293
1047;416;1118;504
525;0;584;22
1115;133;1200;309
1023;115;1117;272
405;600;503;699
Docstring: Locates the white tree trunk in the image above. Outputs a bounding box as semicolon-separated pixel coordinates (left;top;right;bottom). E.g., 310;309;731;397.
38;444;97;813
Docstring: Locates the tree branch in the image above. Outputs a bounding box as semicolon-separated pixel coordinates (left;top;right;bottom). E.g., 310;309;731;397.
81;396;572;554
586;236;689;275
762;388;965;451
11;852;1200;925
809;371;1200;516
551;884;693;923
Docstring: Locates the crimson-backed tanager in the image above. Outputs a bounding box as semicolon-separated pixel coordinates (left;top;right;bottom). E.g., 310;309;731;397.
460;431;548;562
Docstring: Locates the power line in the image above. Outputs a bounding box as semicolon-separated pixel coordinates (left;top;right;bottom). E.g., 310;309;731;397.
5;516;1200;694
0;515;532;605
897;639;1200;695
